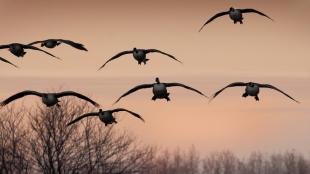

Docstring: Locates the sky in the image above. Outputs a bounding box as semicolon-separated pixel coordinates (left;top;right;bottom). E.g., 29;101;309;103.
0;0;309;157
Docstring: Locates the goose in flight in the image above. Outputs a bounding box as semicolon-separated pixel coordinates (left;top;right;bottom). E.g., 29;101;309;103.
28;39;88;51
98;48;181;70
67;108;144;126
114;77;207;104
210;82;299;103
0;90;100;107
0;56;18;68
0;43;59;59
199;7;273;31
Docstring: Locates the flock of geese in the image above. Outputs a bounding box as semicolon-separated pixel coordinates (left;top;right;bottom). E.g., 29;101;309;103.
0;7;300;127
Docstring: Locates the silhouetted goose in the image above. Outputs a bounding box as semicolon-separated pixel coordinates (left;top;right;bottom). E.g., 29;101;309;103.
0;43;59;59
28;39;87;51
114;77;207;104
98;48;181;70
0;90;100;107
0;56;18;68
211;82;299;103
199;7;273;31
67;108;144;126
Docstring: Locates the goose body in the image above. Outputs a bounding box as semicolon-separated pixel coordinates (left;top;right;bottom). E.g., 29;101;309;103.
199;7;273;31
9;43;25;57
29;39;87;51
0;90;100;107
67;108;144;126
211;82;299;103
114;77;207;103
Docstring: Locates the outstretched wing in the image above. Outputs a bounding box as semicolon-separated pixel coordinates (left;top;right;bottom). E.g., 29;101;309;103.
114;84;154;104
28;40;45;46
0;44;10;49
56;91;100;107
211;82;247;100
240;8;273;21
112;108;145;122
258;84;299;103
22;44;61;60
67;112;99;126
199;11;229;32
98;50;133;70
145;49;182;64
58;39;88;51
165;83;207;97
0;56;18;68
0;90;42;106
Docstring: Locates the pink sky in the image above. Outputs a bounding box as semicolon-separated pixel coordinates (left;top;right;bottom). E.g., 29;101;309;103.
0;0;309;156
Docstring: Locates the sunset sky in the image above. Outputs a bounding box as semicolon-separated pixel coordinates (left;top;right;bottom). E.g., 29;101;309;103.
0;0;309;157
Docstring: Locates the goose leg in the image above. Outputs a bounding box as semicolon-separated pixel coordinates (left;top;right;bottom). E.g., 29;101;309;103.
255;95;259;101
165;93;171;101
152;95;157;101
242;93;248;98
143;59;149;65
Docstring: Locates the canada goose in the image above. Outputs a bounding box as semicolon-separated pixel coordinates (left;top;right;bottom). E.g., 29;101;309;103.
0;90;100;107
0;43;59;59
67;108;144;126
0;56;18;68
199;7;273;31
28;39;87;51
210;82;299;103
98;48;181;70
114;77;207;104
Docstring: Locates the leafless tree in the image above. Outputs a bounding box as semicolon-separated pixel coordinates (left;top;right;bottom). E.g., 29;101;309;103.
0;106;30;174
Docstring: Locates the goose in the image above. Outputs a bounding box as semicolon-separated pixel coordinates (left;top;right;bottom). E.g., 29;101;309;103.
199;7;273;31
28;39;88;51
67;108;144;126
0;43;59;59
210;82;299;103
0;56;18;68
0;90;100;107
114;77;207;104
98;48;181;70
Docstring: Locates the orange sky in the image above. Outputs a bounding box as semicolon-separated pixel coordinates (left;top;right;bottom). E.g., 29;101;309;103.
0;0;309;157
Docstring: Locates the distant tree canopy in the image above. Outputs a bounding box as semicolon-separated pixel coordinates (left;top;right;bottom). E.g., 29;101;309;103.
0;99;309;174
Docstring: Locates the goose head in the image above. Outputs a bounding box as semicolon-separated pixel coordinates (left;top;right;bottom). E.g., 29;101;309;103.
133;47;138;52
229;7;235;12
248;82;255;87
155;77;160;84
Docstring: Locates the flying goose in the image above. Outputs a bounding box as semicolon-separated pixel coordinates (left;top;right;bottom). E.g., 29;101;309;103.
0;56;18;68
67;108;144;126
98;48;182;70
114;77;207;104
0;43;59;59
28;39;88;51
199;7;273;31
210;82;299;103
0;90;100;107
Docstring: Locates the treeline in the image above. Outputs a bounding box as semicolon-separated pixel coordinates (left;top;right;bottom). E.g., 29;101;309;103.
0;100;309;174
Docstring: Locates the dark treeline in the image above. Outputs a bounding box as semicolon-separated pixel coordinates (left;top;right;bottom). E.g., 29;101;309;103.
0;100;309;174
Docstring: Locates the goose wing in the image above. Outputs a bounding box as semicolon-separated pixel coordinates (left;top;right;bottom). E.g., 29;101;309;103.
0;44;10;49
28;40;45;46
211;82;247;100
199;11;229;32
240;8;273;21
22;44;60;59
111;108;145;122
67;112;99;126
258;84;299;103
0;56;18;68
165;83;207;97
57;39;88;51
98;50;133;70
145;49;182;63
56;91;100;107
0;90;42;106
114;84;154;104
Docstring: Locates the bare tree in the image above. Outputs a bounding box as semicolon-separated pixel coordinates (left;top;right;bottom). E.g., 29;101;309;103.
0;106;30;174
